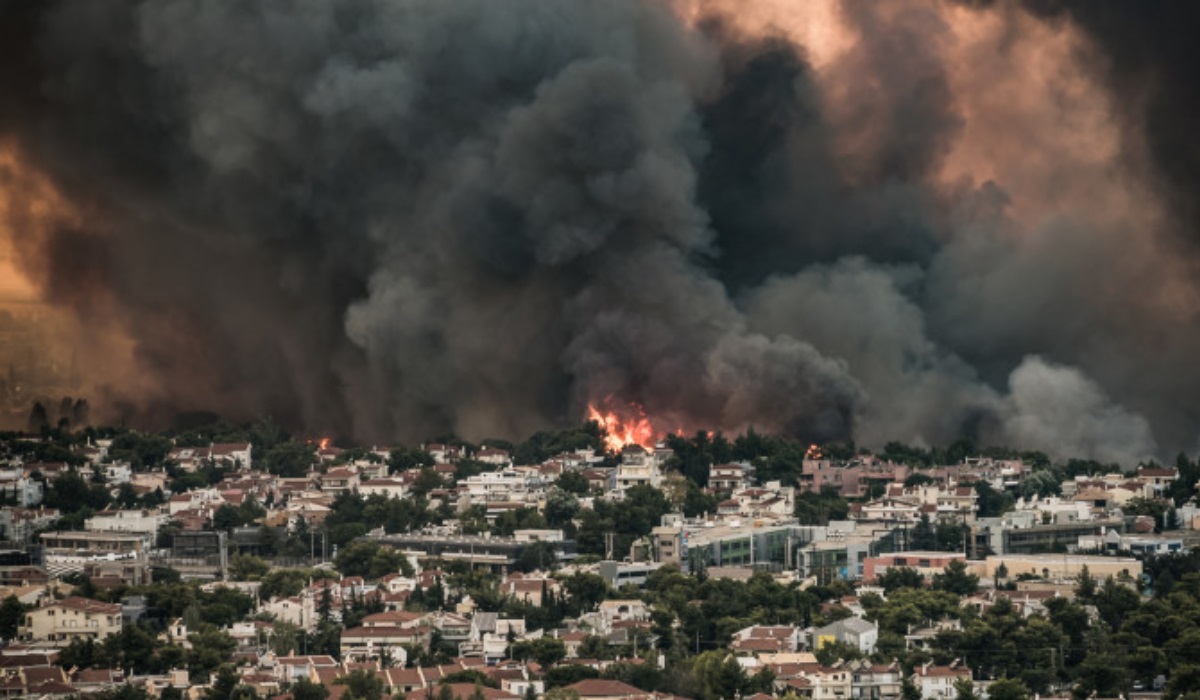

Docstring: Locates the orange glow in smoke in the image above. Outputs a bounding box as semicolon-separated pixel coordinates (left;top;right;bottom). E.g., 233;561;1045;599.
587;402;656;452
0;143;61;303
319;437;331;451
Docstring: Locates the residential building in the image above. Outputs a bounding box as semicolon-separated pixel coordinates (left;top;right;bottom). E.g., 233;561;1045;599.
812;618;878;655
40;531;150;585
19;597;122;645
911;663;971;699
211;442;253;468
0;507;59;545
84;509;166;540
846;659;903;700
0;468;43;507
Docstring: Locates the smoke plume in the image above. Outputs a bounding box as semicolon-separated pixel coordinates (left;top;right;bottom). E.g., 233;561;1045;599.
1;0;1198;464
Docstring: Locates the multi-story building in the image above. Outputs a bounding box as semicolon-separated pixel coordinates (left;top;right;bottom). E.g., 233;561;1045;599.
84;508;166;541
812;618;879;654
0;507;59;545
847;660;904;700
613;447;663;491
153;531;228;581
210;442;253;469
40;530;150;585
102;462;132;485
862;551;968;583
911;664;971;699
1076;529;1187;557
19;597;122;645
0;468;43;506
709;464;752;492
976;553;1142;582
318;467;360;495
971;516;1123;556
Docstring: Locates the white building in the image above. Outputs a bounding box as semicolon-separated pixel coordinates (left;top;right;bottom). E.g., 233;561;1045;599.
0;507;60;545
812;617;878;655
103;462;133;485
0;468;43;506
911;664;971;699
85;509;166;540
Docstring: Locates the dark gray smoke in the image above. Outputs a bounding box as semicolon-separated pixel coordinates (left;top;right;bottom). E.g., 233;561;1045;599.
1;0;1196;464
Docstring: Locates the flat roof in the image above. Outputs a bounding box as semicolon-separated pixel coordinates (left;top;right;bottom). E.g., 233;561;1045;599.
40;531;145;542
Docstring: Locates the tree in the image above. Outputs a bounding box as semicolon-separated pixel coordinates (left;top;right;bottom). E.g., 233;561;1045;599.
794;486;850;525
411;468;446;498
334;541;407;579
97;687;153;700
579;635;612;660
440;671;498;688
1093;577;1140;630
691;651;750;700
514;541;559;573
905;473;936;488
102;623;163;674
337;670;384;700
953;678;980;700
544;667;599;689
1075;565;1096;600
911;515;938;550
511;637;567;666
229;553;270;581
291;678;330;700
877;567;925;594
814;639;864;665
187;626;237;677
995;563;1009;589
207;665;257;700
557;470;590;495
213;504;244;531
563;572;610;614
260;569;311;599
58;637;102;669
0;596;26;640
985;678;1030;700
545;489;581;527
262;441;318;477
974;481;1015;518
682;483;719;518
933;560;979;596
389;446;435;473
270;621;302;656
1020;470;1063;499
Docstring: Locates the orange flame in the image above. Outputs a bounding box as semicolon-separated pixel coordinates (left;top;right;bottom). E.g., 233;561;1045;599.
587;402;656;452
318;438;331;451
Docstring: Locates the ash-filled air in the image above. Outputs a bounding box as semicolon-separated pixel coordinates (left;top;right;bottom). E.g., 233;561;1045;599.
2;0;1199;465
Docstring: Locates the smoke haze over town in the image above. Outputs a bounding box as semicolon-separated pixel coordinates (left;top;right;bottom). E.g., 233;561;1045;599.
2;0;1200;465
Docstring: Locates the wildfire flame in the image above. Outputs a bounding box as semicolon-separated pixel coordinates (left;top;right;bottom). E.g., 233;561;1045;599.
587;402;656;452
805;443;823;460
318;437;331;451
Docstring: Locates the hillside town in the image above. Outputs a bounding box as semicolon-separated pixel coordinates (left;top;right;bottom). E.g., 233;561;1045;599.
1;419;1199;700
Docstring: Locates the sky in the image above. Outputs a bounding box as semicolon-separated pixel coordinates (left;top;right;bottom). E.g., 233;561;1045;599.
1;0;1199;465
